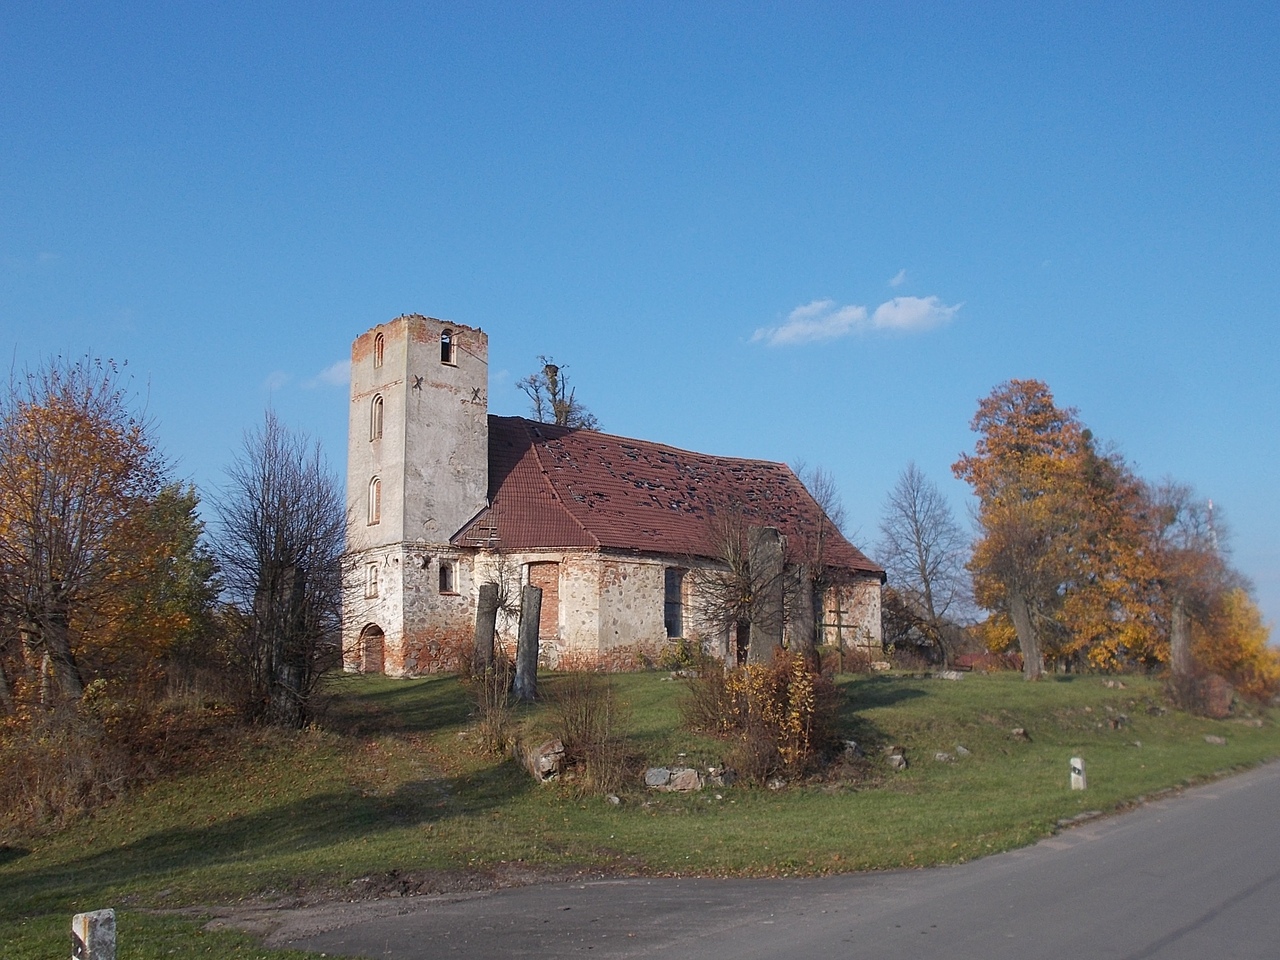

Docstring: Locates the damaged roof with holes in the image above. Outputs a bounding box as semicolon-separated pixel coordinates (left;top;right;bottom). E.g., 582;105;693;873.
451;416;884;579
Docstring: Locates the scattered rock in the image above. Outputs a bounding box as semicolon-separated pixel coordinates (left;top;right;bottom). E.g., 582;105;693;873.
606;794;621;806
525;739;565;781
1147;704;1168;716
767;778;786;791
668;768;702;792
1131;741;1142;748
934;752;955;763
934;670;966;681
1103;679;1127;689
842;740;865;760
644;766;703;791
1204;735;1227;746
955;744;971;757
1011;727;1031;742
1234;717;1264;728
887;752;908;771
1107;715;1129;730
644;767;671;788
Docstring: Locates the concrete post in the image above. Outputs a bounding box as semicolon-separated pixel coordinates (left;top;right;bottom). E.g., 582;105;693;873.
72;909;115;960
514;585;542;702
747;526;784;665
1070;756;1087;791
472;582;500;675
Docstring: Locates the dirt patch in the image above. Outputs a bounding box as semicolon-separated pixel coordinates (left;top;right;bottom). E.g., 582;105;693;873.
162;863;628;944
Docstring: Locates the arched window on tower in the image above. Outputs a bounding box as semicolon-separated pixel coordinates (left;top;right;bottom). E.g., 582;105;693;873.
373;332;385;368
438;560;455;594
368;476;381;525
440;329;456;365
370;394;384;441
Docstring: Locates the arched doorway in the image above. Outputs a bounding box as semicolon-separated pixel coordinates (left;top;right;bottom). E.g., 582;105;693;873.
359;624;386;674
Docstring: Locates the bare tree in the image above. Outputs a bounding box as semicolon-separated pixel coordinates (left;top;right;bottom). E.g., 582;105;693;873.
518;356;600;430
689;510;792;665
877;462;970;666
214;411;345;728
791;462;849;663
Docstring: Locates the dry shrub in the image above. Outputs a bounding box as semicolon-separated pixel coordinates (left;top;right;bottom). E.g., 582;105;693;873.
546;670;630;794
681;653;838;784
1166;671;1234;719
0;677;237;838
469;657;517;754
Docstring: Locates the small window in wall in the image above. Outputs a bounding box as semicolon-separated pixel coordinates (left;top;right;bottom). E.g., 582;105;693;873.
365;563;379;598
438;560;456;594
368;477;381;525
373;332;385;368
440;329;456;365
664;567;686;639
370;394;384;441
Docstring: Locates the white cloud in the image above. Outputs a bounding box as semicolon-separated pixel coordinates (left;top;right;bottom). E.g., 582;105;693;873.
889;268;907;288
754;295;960;346
307;359;351;388
752;299;868;345
870;296;961;332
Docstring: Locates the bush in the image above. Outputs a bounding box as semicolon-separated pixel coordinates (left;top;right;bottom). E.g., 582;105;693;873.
681;653;838;783
546;670;631;794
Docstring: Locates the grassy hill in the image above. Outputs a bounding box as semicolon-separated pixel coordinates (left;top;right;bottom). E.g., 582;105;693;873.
2;670;1277;959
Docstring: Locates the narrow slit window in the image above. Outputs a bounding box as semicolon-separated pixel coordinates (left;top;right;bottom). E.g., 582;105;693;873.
370;394;384;441
440;329;456;365
368;477;381;525
438;561;455;594
373;332;385;368
664;567;685;638
365;563;379;598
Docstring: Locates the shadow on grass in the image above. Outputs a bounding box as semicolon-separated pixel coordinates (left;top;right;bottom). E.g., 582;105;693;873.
0;846;30;866
321;673;474;736
840;675;929;710
0;759;530;917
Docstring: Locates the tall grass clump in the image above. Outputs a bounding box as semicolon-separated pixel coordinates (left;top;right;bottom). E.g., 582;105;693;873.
469;657;517;754
547;669;631;794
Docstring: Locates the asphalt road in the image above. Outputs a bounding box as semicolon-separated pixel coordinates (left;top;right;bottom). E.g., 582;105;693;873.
274;760;1280;959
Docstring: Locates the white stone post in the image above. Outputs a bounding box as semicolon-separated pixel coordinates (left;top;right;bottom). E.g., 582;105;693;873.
1070;756;1087;791
72;909;115;960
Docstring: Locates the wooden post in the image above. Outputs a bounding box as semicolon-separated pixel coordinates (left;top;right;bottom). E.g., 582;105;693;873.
514;585;542;702
472;582;500;675
72;909;115;960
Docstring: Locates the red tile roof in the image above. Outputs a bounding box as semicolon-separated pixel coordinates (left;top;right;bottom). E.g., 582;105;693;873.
452;416;884;580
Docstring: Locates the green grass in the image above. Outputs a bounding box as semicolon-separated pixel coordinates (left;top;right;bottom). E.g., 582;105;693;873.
2;670;1277;959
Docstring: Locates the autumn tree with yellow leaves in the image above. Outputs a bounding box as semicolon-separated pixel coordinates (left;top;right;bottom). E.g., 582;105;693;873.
955;379;1277;699
0;357;216;712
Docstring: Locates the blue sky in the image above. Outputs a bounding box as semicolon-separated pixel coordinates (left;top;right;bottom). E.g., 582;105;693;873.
3;3;1278;632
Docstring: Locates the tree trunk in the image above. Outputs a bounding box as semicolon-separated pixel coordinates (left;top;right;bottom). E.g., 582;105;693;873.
1170;593;1193;679
0;658;12;714
41;601;84;700
514;585;541;701
748;526;784;665
1008;587;1043;680
473;582;500;675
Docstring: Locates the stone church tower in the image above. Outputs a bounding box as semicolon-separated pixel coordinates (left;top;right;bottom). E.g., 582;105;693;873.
342;315;489;675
